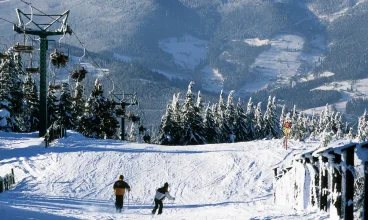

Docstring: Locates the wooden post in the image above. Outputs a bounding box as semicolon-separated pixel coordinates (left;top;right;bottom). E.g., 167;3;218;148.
364;161;367;220
320;156;329;211
344;146;355;220
331;152;342;218
286;133;288;150
312;156;319;207
11;168;15;184
273;167;278;203
0;177;3;193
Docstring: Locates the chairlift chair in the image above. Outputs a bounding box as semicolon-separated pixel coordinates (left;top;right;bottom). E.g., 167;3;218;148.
70;66;87;82
50;49;69;68
25;53;39;73
14;43;33;53
0;52;7;60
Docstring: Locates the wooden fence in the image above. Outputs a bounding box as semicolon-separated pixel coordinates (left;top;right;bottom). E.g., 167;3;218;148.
273;142;368;219
0;169;16;193
44;123;67;147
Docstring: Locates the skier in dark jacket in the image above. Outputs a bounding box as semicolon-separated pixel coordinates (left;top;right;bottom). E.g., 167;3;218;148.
152;182;175;215
113;175;131;212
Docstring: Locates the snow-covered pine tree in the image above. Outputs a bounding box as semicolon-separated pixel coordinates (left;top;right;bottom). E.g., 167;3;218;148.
47;85;59;128
181;82;205;145
72;82;85;124
357;109;368;142
79;79;118;139
347;126;354;140
128;122;137;142
245;97;255;140
263;96;281;139
171;93;183;144
334;112;344;139
22;74;39;132
203;103;219;144
253;102;264;139
0;48;26;132
216;90;228;143
158;104;176;145
309;110;318;140
294;111;307;140
224;90;236;142
279;104;286;130
234;98;249;142
58;83;75;130
320;120;333;147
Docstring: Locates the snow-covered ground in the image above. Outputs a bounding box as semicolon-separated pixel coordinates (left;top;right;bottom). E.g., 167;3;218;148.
0;131;329;219
200;65;225;93
159;34;208;71
239;34;325;93
304;77;368;115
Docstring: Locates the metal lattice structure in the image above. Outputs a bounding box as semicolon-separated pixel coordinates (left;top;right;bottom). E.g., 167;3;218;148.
13;8;72;137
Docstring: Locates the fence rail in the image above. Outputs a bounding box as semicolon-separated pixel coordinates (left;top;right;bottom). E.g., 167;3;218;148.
0;169;16;193
273;142;368;219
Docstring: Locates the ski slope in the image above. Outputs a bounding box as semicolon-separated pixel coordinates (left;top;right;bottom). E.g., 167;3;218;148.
0;131;328;219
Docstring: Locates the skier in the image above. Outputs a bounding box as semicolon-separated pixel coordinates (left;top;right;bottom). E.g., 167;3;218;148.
113;175;131;212
152;182;175;215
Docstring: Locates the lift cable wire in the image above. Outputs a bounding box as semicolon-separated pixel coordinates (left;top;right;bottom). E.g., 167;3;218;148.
17;0;129;99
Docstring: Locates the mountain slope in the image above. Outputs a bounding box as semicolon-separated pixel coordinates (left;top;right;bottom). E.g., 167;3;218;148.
0;131;327;219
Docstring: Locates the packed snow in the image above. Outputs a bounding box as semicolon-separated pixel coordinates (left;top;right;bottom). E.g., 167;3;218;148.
0;131;329;219
158;34;208;71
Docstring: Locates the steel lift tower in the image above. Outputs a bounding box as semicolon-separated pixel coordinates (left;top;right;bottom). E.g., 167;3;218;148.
13;8;72;137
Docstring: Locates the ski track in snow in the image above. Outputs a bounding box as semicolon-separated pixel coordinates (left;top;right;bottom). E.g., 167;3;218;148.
0;131;328;219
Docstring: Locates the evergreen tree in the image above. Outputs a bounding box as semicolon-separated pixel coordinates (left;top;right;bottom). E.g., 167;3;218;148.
263;96;281;139
58;83;75;129
279;104;286;130
224;90;236;142
203;103;219;144
72;82;85;124
309;110;318;140
245;97;255;140
170;93;183;144
181;82;205;145
22;74;39;132
347;126;354;140
0;48;26;132
357;109;368;142
158;104;176;145
79;79;118;139
234;98;249;142
47;85;59;128
253;102;264;139
128;122;137;142
217;90;228;142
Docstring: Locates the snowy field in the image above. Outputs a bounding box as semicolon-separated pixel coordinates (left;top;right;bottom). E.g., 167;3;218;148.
158;35;208;71
239;34;325;93
200;65;225;93
304;77;368;115
0;131;329;219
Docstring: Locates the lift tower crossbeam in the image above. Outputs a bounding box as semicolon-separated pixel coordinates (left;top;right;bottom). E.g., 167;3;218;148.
13;8;71;137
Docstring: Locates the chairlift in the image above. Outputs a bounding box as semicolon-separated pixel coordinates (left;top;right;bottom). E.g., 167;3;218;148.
50;49;69;68
70;66;87;82
70;48;87;82
25;53;39;73
48;82;62;91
